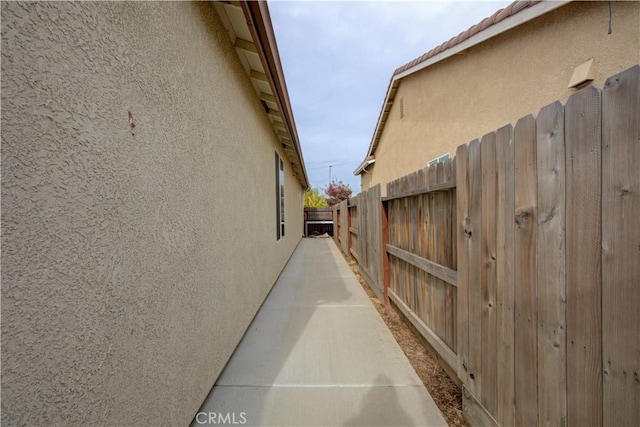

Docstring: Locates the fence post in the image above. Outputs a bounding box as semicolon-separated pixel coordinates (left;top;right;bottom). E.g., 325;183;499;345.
336;205;340;245
381;199;390;307
347;199;352;257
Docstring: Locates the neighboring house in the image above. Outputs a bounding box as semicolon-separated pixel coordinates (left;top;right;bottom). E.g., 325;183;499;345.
355;0;640;194
1;2;307;425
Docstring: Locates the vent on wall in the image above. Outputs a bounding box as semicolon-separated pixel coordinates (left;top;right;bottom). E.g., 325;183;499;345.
568;58;595;88
400;97;405;119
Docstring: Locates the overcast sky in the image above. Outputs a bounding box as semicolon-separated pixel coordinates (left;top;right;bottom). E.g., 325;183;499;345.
269;1;512;194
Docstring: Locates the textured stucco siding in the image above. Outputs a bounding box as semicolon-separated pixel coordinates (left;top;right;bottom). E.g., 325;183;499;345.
1;2;303;426
365;1;640;194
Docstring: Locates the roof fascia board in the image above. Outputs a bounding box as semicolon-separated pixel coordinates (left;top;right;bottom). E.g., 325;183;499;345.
242;1;310;189
353;157;375;175
357;0;573;170
395;0;572;80
357;79;399;170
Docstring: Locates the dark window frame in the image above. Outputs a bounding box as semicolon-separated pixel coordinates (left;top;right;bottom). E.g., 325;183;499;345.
276;153;285;240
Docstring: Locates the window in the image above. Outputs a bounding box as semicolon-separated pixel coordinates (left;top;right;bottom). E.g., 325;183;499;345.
276;153;285;240
428;152;450;167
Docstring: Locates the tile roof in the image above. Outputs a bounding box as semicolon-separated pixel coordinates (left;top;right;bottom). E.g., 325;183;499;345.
393;0;541;77
355;0;563;175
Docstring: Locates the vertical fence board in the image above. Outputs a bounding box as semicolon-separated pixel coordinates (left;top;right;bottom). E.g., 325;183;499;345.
432;165;447;342
456;144;470;384
389;197;396;295
467;138;483;399
409;178;417;256
360;184;382;299
360;199;366;258
340;199;349;255
602;65;640;427
445;265;456;350
337;201;341;245
357;198;364;265
565;85;603;427
382;201;390;306
347;200;353;258
495;124;515;427
445;160;457;350
451;159;458;270
422;169;432;328
375;190;379;278
481;132;498;415
514;114;538;427
536;101;567;427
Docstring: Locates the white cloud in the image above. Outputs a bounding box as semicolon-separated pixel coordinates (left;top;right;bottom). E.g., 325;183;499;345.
270;0;512;193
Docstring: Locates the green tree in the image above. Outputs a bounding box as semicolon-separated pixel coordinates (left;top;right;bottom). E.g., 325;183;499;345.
304;188;328;207
325;180;352;206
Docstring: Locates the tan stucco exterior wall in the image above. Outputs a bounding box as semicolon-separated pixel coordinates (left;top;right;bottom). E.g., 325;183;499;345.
1;2;303;425
365;1;639;194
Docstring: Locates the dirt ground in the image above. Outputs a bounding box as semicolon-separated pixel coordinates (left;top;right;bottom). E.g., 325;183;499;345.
345;257;466;427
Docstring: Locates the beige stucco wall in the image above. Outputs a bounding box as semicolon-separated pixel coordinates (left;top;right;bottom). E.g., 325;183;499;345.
365;1;639;194
1;2;303;426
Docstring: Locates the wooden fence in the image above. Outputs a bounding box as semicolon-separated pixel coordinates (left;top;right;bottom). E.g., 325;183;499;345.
304;207;332;221
384;159;458;373
332;65;639;426
304;207;333;236
348;201;358;260
333;200;349;255
357;185;382;299
333;185;383;299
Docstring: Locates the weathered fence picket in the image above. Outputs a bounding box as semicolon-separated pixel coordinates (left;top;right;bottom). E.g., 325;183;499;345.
535;101;566;427
358;185;382;299
565;85;603;427
601;65;640;427
494;123;515;427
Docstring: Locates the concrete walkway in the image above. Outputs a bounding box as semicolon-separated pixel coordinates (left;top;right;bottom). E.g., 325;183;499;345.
193;238;447;427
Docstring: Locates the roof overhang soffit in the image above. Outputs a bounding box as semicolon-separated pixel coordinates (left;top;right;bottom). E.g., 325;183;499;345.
214;1;309;189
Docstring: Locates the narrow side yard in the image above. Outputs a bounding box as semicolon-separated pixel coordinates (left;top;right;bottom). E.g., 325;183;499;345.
195;238;447;426
345;257;465;427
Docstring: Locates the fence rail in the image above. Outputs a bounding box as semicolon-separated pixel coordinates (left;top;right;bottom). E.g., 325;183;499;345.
332;65;639;427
